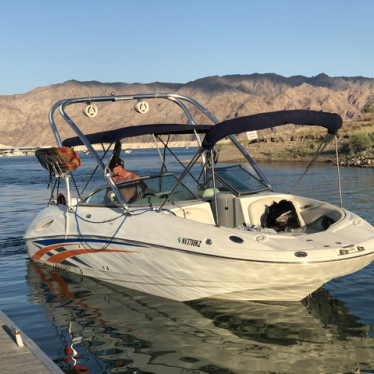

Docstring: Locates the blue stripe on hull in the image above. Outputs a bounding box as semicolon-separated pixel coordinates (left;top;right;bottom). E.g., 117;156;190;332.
33;237;144;248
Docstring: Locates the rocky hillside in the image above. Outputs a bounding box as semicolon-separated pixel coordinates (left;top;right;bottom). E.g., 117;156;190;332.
1;73;374;147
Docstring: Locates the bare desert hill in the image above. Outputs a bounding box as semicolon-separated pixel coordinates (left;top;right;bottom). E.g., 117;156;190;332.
1;73;373;147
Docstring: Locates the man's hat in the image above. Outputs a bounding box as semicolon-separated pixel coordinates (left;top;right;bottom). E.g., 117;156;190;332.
108;139;123;170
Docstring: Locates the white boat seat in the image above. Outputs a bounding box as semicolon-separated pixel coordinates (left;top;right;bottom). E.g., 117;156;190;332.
300;204;344;229
247;197;306;227
211;193;245;228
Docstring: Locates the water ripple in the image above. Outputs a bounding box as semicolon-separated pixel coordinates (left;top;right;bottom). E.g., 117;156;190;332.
0;236;27;257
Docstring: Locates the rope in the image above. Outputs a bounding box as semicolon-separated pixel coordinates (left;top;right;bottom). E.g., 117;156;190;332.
74;202;130;251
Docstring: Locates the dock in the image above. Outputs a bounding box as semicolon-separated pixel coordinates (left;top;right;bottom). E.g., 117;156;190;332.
0;310;63;374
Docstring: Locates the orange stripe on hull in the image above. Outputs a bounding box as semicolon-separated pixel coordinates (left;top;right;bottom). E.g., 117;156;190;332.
46;248;139;264
32;243;78;260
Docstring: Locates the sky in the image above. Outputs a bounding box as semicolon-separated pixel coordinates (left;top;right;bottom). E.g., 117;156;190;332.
0;0;373;95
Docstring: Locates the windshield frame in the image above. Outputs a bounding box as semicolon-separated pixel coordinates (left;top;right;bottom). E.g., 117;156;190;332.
202;164;271;196
80;173;200;207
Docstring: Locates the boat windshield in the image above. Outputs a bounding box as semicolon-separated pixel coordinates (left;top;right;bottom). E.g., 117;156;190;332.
200;164;269;196
81;174;198;206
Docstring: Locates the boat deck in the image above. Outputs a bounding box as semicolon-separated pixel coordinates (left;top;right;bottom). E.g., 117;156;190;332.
0;310;63;374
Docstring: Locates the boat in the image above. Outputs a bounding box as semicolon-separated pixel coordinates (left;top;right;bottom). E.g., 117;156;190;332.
24;93;374;302
13;148;24;156
125;149;132;153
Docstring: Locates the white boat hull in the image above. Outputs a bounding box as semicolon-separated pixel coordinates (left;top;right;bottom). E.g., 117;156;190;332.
24;202;374;302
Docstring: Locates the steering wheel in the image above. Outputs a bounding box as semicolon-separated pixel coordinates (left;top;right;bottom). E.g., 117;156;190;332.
143;193;155;197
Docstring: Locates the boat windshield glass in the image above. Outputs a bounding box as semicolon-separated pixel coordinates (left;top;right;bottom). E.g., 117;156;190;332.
81;174;198;206
201;165;269;195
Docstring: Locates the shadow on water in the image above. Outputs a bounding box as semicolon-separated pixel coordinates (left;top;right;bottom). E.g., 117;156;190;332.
26;261;374;374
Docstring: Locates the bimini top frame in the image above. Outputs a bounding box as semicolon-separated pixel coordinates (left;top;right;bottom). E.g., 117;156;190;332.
202;110;342;149
48;93;272;210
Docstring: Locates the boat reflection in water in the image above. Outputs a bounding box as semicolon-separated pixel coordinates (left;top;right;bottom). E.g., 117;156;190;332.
26;261;374;374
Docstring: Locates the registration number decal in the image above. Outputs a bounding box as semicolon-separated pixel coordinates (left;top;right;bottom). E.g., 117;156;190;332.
178;237;202;247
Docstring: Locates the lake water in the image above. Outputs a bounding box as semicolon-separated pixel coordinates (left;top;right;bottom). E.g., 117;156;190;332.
1;150;374;374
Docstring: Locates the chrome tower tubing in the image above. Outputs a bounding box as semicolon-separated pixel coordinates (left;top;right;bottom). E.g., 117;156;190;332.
48;99;72;207
164;97;202;146
162;94;272;188
166;97;207;182
48;99;67;147
166;97;197;126
59;100;129;211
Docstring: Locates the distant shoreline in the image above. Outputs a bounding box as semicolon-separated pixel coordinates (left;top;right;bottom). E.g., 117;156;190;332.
73;141;202;151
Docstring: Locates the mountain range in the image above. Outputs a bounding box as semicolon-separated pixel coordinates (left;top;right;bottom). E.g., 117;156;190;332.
1;73;374;147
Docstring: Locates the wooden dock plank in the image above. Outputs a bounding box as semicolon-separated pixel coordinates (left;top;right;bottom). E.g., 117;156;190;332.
1;351;43;365
0;347;35;363
4;362;51;374
0;311;63;374
7;369;51;374
0;345;29;356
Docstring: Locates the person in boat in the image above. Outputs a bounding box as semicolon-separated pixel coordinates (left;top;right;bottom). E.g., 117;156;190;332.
106;141;149;204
